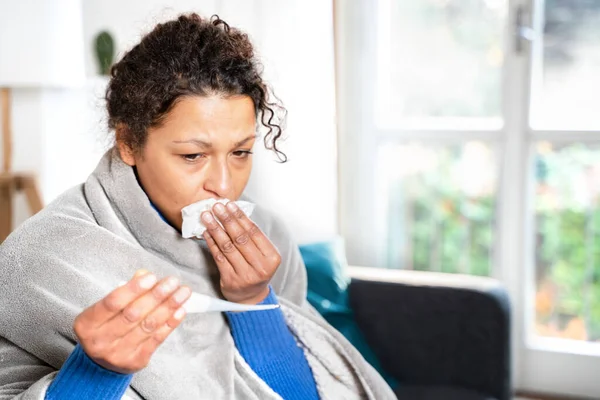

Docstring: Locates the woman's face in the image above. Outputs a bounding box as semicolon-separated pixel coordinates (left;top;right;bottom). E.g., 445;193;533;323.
117;94;256;229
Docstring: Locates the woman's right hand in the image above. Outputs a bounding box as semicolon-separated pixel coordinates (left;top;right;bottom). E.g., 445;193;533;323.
73;270;191;374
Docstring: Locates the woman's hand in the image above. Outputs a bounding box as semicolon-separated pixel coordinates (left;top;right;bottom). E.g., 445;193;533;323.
202;201;281;304
73;270;191;374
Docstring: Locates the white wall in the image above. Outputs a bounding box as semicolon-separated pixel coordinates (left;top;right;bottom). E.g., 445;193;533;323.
5;0;338;244
9;89;45;227
6;82;110;227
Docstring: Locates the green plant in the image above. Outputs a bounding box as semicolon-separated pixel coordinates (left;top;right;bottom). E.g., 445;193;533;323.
94;31;115;76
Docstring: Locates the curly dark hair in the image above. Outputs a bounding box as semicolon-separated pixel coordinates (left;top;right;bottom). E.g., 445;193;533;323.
105;13;287;161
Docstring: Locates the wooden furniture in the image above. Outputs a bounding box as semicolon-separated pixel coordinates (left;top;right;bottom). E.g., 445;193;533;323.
0;88;43;242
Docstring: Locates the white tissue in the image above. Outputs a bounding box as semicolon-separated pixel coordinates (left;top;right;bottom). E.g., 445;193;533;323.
181;198;255;239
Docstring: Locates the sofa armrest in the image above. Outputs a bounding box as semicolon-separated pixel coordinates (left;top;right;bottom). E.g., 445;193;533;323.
347;266;511;400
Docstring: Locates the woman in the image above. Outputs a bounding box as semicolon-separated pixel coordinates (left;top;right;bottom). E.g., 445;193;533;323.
0;14;394;400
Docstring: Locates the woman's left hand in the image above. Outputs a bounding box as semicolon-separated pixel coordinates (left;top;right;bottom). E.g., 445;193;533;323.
201;202;281;304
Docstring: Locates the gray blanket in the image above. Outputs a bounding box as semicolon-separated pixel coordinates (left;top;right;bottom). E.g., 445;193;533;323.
0;149;395;400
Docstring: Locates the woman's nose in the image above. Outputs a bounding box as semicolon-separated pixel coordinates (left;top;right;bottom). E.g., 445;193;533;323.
204;159;232;198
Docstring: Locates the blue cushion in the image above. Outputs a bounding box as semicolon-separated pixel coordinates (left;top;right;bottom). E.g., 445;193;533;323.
300;237;349;306
299;238;398;389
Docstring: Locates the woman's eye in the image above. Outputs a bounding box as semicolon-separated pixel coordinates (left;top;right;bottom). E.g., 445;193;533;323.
233;150;253;158
181;154;204;162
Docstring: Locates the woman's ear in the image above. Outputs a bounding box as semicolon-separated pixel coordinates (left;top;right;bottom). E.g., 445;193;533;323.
115;125;136;166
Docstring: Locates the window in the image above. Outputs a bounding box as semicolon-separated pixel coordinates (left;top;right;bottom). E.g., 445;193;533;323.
336;0;600;396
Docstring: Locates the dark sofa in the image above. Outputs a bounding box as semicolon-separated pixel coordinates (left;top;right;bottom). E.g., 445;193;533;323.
347;266;511;400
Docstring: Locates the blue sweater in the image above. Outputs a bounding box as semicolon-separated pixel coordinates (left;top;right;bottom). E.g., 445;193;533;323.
226;288;319;399
45;287;319;400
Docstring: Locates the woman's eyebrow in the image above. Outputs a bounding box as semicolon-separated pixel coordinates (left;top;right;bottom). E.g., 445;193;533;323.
234;134;257;147
173;134;256;148
172;138;212;148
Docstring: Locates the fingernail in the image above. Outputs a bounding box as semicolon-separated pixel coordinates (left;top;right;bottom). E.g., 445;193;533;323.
226;202;238;212
173;287;191;303
160;276;180;294
214;203;226;214
133;269;148;278
174;307;186;320
139;274;157;289
202;212;214;223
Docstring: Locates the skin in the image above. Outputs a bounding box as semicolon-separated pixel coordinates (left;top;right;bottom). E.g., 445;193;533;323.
74;94;282;374
118;94;257;229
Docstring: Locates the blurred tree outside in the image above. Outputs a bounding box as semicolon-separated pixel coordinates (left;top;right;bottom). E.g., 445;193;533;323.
384;142;600;342
534;143;600;342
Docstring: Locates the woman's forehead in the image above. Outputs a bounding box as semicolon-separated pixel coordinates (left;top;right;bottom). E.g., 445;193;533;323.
155;95;257;145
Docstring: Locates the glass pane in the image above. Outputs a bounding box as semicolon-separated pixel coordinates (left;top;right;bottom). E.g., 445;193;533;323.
530;3;600;130
534;142;600;342
376;142;499;276
376;0;506;127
